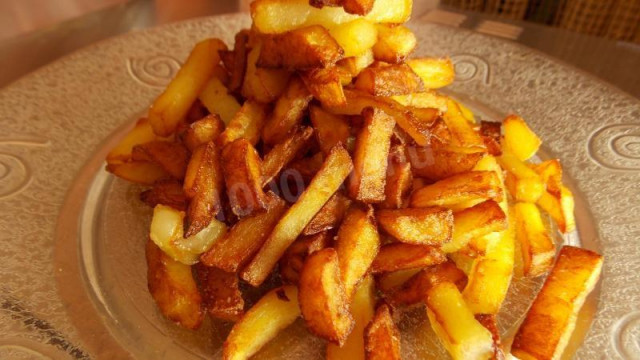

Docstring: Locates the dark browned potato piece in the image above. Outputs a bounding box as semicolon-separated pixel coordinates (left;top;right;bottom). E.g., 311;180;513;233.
386;261;467;307
301;67;347;107
257;25;344;70
217;100;268;147
364;304;402;360
146;239;203;330
299;248;354;345
380;144;413;209
261;127;315;186
221;139;269;217
309;0;343;8
407;145;486;181
194;264;244;322
280;231;332;284
262;76;313;145
303;192;352;235
343;0;375;14
349;107;396;202
228;30;250;92
140;179;188;211
309;105;351;155
480;120;503;156
372;243;447;273
355;63;424;97
182;114;225;152
132;140;189;180
475;314;506;360
376;207;453;245
410;171;503;210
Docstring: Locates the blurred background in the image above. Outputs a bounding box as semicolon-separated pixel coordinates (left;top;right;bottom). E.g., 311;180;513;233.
0;0;638;96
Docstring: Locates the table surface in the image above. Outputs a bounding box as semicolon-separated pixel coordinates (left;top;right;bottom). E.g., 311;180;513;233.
0;0;638;99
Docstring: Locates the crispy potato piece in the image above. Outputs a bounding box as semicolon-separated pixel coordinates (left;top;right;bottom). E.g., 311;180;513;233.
514;202;556;277
106;161;169;185
410;171;503;211
479;120;502;156
336;49;374;80
251;0;412;34
287;151;326;182
309;105;350;155
342;0;375;14
262;76;313;145
531;159;563;196
335;205;380;297
280;232;331;284
183;142;224;236
349;107;396;202
200;194;287;272
242;43;291;103
329;18;377;57
387;261;467;307
448;251;475;275
407;145;485;181
442;200;507;253
221;139;269;217
258;25;344;69
390;91;448;113
512;246;603;360
376;268;422;292
228;30;250;92
443;99;485;148
131;141;189;180
299;248;354;345
217;101;267;147
241;145;353;286
194;265;244;322
149;38;227;136
310;0;343;8
223;285;301;360
106;118;159;164
498;151;544;202
475;314;506;360
372;243;447;273
355;63;424;96
303;192;352;235
199;76;242;125
537;185;576;233
372;24;416;63
327;276;376;359
377;207;453;245
502;115;541;161
261;127;314;186
364;303;401;360
406;58;455;89
140;179;188;211
426;282;495;360
380;145;413;209
182;114;225;152
301;67;346;107
146;240;203;330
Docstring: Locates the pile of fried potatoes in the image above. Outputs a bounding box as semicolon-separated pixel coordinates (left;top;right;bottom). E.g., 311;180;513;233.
105;0;603;359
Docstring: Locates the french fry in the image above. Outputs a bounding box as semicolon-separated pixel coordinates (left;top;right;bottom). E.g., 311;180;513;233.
200;193;287;272
299;248;354;345
372;243;447;273
498;151;544;202
303;192;352;235
288;151;326;181
386;261;467;307
410;171;503;211
342;0;375;15
217;100;268;147
364;303;401;360
425;282;495;360
228;30;250;92
106;161;169;185
372;24;416;63
336;49;374;80
199;76;242;125
376;207;453;246
221;139;269;217
140;179;188;211
376;268;422;293
355;63;424;96
194;265;244;322
223;285;301;360
258;25;344;69
448;251;476;276
146;239;203;330
443;99;485;148
329;18;377;57
106;118;159;164
327;276;376;359
309;105;350;155
261;126;314;186
530;159;563;196
182;114;225;151
131;140;189;180
537;185;576;233
512;246;603;360
407;145;485;181
242;43;291;103
301;67;347;107
280;231;331;284
309;0;343;8
380;144;413;209
335;205;380;297
149;38;227;136
514;202;556;277
241;145;353;286
349;107;395;202
479;120;502;156
262;76;314;145
475;314;506;360
390;91;448;113
406;58;455;89
442;200;507;253
502;115;541;161
251;0;412;34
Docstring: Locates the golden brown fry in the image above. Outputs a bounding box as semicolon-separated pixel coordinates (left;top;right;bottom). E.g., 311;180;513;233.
336;50;374;80
221;139;269;217
217;100;268;147
442;99;485;148
329;18;378;57
149;38;227;136
501;114;541;161
223;286;300;360
390;91;448;113
287;151;326;182
364;303;401;360
309;105;351;155
258;25;344;69
303;192;352;235
386;261;467;307
199;76;241;125
355;63;424;96
372;24;416;63
182;114;225;152
407;145;486;181
380;144;413;209
106;161;169;185
514;202;556;277
349;107;396;202
194;264;244;322
410;171;503;211
280;231;332;284
146;239;203;330
262;76;313;145
406;57;455;89
479;120;502;156
131;140;189;180
537;185;576;233
372;243;447;273
301;67;346;107
377;207;453;246
335;205;380;297
531;159;563;196
299;248;354;345
200;194;287;272
310;0;343;8
242;43;291;103
475;314;506;360
498;151;544;203
442;200;507;253
342;0;374;14
106;118;159;164
140;179;188;211
261;126;314;186
241;145;353;286
512;246;603;360
228;30;250;92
